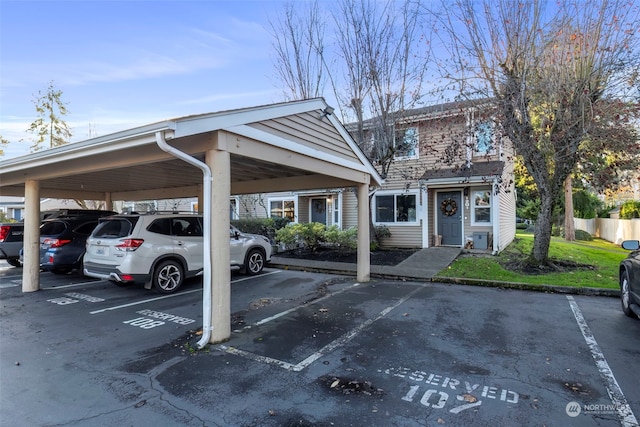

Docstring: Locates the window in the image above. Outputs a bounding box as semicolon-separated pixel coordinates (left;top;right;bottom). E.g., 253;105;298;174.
230;198;239;220
474;120;495;155
472;190;492;224
270;198;296;221
374;193;417;224
333;196;340;226
394;127;419;160
176;217;202;236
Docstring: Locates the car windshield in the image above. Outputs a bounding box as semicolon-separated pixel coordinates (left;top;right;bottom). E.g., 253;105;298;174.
92;218;136;238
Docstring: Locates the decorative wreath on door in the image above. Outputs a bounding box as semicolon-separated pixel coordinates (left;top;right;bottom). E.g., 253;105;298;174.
440;198;458;216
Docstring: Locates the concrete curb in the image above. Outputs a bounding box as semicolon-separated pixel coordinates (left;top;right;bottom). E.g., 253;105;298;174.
432;276;620;298
269;260;620;298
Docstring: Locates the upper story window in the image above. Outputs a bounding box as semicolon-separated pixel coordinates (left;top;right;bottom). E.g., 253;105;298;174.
474;120;496;156
472;190;492;225
394;126;419;160
374;192;417;224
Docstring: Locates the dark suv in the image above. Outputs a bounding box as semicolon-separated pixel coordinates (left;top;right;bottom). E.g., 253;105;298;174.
39;210;117;274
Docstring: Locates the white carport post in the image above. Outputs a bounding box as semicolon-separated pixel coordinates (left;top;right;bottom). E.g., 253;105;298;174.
22;179;40;292
206;145;232;343
357;182;370;282
104;192;113;211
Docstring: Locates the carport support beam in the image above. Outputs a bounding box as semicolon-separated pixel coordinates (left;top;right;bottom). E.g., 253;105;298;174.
207;146;232;343
22;179;40;292
357;183;370;282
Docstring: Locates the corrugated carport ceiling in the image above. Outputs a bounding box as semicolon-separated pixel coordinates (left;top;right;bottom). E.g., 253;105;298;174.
37;155;314;195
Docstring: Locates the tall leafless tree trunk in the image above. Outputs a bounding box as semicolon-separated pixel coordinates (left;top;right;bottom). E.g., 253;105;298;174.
564;175;575;241
431;0;640;264
269;0;431;245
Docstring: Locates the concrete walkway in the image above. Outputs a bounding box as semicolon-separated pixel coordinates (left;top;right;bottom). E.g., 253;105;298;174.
270;247;462;281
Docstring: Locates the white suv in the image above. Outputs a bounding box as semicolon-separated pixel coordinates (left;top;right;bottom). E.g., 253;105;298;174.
83;214;271;293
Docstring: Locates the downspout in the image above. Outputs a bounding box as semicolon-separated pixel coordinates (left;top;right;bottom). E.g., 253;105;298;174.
155;131;213;349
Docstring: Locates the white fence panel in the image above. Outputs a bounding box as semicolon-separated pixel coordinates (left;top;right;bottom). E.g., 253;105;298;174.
574;217;640;244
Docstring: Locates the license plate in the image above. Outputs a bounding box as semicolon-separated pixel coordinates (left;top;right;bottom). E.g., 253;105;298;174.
94;246;108;256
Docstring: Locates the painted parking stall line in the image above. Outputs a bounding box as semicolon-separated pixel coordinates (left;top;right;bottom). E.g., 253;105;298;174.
47;291;106;306
220;283;425;372
567;296;638;426
89;288;201;314
89;272;279;315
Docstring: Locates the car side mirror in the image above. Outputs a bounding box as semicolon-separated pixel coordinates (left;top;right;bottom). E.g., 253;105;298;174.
621;240;640;251
233;231;240;240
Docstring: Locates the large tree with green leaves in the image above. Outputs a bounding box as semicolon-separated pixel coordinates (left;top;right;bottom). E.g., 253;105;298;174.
26;80;72;152
431;0;640;264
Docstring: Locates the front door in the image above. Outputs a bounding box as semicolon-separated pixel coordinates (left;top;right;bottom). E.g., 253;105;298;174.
437;191;462;246
310;198;327;224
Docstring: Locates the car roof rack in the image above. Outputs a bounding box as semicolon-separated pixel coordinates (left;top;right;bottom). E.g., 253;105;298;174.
42;209;117;220
119;211;199;215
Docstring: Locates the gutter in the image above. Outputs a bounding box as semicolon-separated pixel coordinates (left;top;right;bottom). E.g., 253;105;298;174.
155;131;213;349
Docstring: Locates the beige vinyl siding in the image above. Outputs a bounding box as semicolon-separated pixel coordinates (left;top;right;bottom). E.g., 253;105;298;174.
249;112;361;163
297;198;310;223
497;149;516;251
342;190;359;229
380;225;423;248
235;194;270;219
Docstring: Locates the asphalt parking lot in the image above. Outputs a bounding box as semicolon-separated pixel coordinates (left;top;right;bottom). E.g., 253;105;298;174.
1;262;639;427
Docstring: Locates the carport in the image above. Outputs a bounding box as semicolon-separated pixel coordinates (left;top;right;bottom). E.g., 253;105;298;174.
0;98;383;344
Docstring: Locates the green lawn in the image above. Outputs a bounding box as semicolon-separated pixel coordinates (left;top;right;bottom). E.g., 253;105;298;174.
436;231;628;289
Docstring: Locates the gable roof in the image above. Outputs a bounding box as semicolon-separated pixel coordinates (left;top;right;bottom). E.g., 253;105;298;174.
0;98;383;201
345;98;495;131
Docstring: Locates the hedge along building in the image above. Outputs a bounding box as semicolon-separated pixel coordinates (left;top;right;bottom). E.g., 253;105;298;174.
0;98;383;344
246;100;516;253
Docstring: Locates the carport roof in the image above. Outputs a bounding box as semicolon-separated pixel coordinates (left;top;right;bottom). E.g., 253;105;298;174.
0;98;383;201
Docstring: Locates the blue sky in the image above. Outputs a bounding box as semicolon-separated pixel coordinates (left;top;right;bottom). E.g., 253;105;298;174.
0;0;293;159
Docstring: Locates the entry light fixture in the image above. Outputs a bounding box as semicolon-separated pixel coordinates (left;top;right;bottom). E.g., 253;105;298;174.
320;106;335;120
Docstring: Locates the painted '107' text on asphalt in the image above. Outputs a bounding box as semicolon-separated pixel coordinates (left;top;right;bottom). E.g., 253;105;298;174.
382;366;519;414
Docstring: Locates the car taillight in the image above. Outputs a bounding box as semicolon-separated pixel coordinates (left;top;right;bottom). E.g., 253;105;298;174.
115;239;144;251
43;238;72;248
0;226;10;242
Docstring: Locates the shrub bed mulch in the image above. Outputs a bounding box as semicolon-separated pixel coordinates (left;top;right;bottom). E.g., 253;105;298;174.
275;247;419;266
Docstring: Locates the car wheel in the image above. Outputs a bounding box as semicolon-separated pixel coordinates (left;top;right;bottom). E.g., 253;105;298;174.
620;270;637;318
245;249;265;275
6;258;21;268
153;260;183;294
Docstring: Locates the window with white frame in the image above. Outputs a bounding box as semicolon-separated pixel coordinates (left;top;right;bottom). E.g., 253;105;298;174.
472;190;492;224
230;197;239;220
374;192;417;224
394;126;419;160
474;120;496;155
270;198;296;222
333;196;340;226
